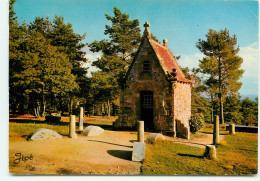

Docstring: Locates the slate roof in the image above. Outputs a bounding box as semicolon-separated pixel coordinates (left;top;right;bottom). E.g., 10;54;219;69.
125;22;194;85
149;38;194;84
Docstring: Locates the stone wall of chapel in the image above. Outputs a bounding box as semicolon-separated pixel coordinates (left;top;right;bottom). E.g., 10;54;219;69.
174;82;191;138
118;38;174;131
115;37;191;139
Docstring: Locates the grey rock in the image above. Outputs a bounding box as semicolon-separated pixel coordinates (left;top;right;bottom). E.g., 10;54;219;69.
132;142;145;161
146;133;165;144
27;128;62;141
82;126;104;137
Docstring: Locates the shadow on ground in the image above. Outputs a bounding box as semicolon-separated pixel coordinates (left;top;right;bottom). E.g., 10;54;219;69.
107;150;132;161
170;140;207;147
88;140;133;148
129;140;137;143
177;153;204;159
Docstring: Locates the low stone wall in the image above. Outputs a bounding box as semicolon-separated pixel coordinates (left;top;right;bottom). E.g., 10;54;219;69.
226;125;258;133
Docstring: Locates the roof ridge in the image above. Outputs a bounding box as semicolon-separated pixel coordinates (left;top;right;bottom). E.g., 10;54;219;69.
148;39;194;84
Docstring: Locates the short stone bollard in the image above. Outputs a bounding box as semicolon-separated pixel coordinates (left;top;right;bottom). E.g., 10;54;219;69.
229;123;235;135
213;115;220;145
132;142;146;161
204;145;217;160
137;121;144;143
69;115;77;138
79;107;84;131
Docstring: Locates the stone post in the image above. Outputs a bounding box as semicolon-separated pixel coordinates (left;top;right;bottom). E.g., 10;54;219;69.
204;145;217;160
79;107;84;131
229;123;235;135
213;115;220;145
173;119;177;138
69;115;77;138
137;121;144;142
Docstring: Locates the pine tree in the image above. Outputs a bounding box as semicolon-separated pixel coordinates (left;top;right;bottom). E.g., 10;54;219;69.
28;16;88;114
13;31;78;116
224;93;243;124
88;7;141;115
196;28;244;124
241;97;258;125
9;0;29;113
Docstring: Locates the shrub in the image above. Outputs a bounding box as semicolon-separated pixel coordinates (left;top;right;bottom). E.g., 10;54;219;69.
189;114;204;134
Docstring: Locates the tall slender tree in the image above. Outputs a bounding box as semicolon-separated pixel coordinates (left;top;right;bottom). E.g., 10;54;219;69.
88;7;141;115
9;0;29;113
196;28;244;124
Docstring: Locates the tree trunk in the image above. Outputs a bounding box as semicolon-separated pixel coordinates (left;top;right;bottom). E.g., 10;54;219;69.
34;100;40;117
101;103;104;115
42;94;46;117
218;56;224;124
69;96;73;115
107;99;111;117
220;97;224;124
210;93;214;124
59;94;63;114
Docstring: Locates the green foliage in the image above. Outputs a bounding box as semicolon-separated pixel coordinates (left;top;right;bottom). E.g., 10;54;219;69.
104;7;141;61
88;7;141;115
240;97;258;125
9;0;87;115
181;67;211;122
189;114;204;134
224;93;243;124
196;28;244;123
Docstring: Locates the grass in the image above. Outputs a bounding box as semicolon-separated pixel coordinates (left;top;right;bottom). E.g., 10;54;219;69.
90;115;118;121
9;122;69;136
190;133;208;139
142;132;258;175
200;124;229;135
9;115;115;136
87;121;113;126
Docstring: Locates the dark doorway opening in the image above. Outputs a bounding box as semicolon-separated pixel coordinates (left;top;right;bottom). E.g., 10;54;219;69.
141;91;154;130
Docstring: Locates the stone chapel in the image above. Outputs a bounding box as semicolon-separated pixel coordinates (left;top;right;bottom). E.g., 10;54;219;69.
113;22;194;139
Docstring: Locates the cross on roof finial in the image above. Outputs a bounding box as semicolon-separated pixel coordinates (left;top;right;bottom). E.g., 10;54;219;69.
144;21;150;28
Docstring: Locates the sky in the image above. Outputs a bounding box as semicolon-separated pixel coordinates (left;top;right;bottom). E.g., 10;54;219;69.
9;0;260;98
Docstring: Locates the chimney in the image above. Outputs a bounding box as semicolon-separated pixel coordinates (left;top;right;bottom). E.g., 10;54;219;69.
163;39;167;46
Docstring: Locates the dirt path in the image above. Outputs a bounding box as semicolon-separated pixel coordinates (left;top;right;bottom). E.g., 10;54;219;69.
9;130;143;175
165;133;225;148
9;127;224;175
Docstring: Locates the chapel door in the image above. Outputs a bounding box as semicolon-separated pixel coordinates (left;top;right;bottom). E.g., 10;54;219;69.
141;91;154;130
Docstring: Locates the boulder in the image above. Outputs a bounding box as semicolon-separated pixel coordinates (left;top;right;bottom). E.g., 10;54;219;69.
146;133;165;144
132;142;146;161
82;126;104;137
27;128;63;141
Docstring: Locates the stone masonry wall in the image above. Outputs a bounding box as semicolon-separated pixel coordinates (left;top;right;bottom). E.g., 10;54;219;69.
114;36;192;140
114;37;174;131
174;82;191;139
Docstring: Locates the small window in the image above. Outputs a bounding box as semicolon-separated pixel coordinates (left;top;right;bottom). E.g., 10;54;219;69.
143;61;150;73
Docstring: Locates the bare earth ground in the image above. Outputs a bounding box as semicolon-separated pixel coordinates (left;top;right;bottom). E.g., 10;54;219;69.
9;130;143;175
9;116;222;175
